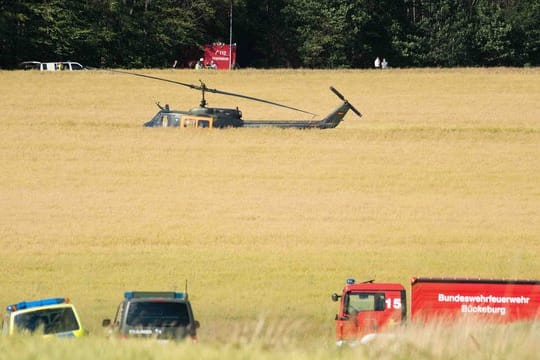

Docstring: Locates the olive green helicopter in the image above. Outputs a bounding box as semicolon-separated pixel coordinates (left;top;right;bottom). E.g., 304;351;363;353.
112;70;362;129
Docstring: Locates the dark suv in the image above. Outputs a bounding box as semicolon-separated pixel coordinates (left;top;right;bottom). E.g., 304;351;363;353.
102;291;199;341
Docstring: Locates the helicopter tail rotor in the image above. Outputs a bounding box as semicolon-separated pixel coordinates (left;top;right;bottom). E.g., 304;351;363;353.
330;86;362;117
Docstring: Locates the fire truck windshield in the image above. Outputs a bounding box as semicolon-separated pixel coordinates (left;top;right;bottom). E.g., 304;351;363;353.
345;292;386;314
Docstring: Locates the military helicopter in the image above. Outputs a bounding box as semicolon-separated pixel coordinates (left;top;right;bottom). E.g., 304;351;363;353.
112;70;362;129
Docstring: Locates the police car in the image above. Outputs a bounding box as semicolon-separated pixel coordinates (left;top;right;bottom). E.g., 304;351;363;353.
102;291;199;341
2;297;85;337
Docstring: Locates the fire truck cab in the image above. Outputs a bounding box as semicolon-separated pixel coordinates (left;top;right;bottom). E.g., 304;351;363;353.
332;278;406;345
332;277;540;345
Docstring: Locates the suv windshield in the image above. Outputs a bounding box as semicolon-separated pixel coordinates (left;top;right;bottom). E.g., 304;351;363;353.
14;307;79;334
126;302;189;327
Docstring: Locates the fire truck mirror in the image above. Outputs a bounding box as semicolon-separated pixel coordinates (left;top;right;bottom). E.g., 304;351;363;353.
331;293;340;302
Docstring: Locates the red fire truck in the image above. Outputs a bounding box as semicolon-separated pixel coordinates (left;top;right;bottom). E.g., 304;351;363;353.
332;277;540;345
203;43;237;70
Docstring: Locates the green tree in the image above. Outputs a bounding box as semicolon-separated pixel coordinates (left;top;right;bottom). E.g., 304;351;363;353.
472;0;515;65
0;0;534;69
281;0;410;68
281;0;348;68
411;0;474;67
0;1;22;67
510;0;540;66
232;0;291;67
0;1;50;67
94;0;220;68
352;0;408;68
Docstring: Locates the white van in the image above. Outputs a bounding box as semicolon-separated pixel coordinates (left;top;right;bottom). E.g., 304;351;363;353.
20;61;85;71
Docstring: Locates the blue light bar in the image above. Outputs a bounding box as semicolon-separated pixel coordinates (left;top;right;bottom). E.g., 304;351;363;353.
124;291;187;300
174;292;186;299
6;297;67;312
346;278;356;285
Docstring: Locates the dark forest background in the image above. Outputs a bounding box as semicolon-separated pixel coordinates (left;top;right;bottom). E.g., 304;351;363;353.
1;0;538;69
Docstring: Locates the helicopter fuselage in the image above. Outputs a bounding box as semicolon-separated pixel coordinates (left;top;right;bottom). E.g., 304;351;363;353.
144;106;244;128
144;87;360;129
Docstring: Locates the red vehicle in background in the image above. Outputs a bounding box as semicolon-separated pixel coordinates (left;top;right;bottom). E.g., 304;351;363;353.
203;43;237;70
332;277;540;345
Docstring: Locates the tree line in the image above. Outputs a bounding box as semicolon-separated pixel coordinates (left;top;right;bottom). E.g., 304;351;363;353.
0;0;538;69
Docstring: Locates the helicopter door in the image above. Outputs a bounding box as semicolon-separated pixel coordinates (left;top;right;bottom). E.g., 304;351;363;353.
183;117;196;128
181;116;213;128
198;120;210;128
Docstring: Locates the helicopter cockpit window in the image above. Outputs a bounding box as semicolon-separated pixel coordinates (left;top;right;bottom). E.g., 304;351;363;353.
183;118;196;128
198;120;210;128
161;115;180;127
170;115;180;127
161;115;168;127
181;116;211;128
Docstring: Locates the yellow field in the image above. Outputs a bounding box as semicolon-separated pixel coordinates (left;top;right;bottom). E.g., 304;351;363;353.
0;68;539;358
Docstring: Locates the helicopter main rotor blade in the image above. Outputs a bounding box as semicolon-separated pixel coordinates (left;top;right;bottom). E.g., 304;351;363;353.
109;69;202;91
203;87;318;116
110;69;318;117
330;86;362;117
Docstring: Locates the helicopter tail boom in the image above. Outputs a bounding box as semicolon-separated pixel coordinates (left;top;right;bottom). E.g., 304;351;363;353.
243;87;361;129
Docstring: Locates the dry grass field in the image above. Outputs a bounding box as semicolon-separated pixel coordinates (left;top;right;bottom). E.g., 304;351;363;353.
0;68;539;358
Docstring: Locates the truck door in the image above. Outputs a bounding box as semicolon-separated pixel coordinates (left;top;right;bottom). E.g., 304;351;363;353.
354;292;387;333
337;290;405;341
345;292;386;338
